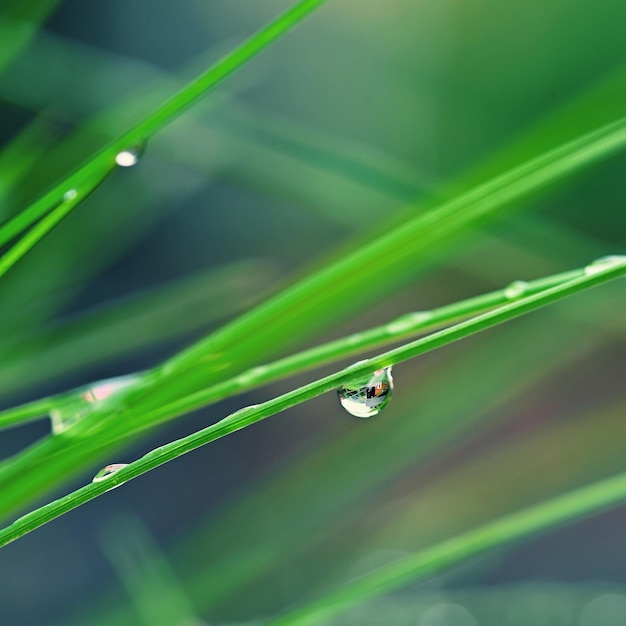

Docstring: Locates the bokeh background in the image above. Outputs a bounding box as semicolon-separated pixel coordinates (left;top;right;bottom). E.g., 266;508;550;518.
0;0;625;624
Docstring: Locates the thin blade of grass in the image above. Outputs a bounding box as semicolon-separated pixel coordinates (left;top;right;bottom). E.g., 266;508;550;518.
0;263;600;523
0;256;622;547
0;0;328;248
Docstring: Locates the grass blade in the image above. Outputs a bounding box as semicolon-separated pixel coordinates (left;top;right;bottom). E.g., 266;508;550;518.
0;255;622;547
158;116;626;383
0;162;113;280
0;0;328;248
0;263;583;434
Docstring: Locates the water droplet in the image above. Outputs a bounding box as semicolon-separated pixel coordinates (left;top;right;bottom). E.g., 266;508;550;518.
50;374;139;435
386;311;433;334
115;145;143;167
503;280;529;299
338;366;393;418
63;189;77;201
92;463;129;483
225;404;261;424
584;255;626;276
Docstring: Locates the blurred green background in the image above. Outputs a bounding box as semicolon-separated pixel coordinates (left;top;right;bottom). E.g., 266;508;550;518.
0;0;624;624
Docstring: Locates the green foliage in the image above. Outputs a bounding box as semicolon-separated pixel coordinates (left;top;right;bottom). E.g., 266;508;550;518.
0;1;624;625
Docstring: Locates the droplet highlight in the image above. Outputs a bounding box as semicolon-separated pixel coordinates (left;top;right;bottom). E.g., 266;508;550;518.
92;463;129;483
63;189;77;201
584;255;626;276
236;366;269;386
338;366;394;418
503;280;529;299
50;374;139;435
386;311;433;334
115;145;143;167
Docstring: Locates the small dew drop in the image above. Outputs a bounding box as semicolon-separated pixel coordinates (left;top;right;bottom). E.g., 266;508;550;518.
115;145;143;167
584;255;626;276
338;366;393;418
92;463;129;483
63;189;78;201
503;280;529;299
228;404;260;419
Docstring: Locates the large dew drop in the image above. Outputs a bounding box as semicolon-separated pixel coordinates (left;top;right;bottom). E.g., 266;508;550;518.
50;374;139;435
338;367;394;418
92;463;129;483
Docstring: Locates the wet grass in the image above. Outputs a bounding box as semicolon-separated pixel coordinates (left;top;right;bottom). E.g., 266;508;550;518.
0;1;625;625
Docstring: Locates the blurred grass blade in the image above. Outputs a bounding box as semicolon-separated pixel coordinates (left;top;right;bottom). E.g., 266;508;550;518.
267;470;626;626
0;397;55;431
0;256;622;547
159;115;626;383
0;0;328;248
0;261;602;525
99;516;199;626
0;114;59;218
216;100;432;200
93;264;588;440
0;1;60;78
0;258;281;394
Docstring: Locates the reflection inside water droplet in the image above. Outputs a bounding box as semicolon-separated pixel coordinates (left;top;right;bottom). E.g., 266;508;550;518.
115;145;143;167
63;189;77;201
504;280;529;299
50;374;139;435
338;366;393;418
584;255;626;276
92;463;129;483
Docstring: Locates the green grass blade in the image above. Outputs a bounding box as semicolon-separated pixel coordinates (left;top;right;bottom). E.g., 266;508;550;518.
0;0;328;248
158;116;626;383
0;255;622;547
0;262;581;434
267;471;626;626
0;259;280;395
0;162;113;280
0;397;55;431
0;0;60;78
105;265;586;439
0;114;59;217
0;261;602;519
98;516;199;626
